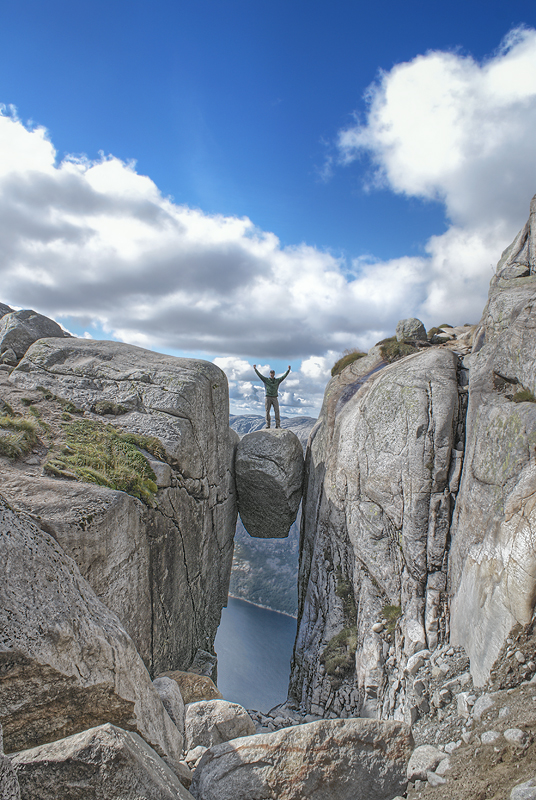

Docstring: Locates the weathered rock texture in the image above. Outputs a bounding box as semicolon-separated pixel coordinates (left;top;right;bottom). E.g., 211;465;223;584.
11;724;194;800
0;724;21;800
0;302;13;318
449;193;536;685
190;718;413;800
153;677;185;736
3;337;238;676
184;699;256;750
289;345;464;719
0;309;69;363
235;428;303;538
158;671;224;704
0;495;183;766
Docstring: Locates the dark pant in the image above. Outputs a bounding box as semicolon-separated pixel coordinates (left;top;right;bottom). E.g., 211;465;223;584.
265;396;280;427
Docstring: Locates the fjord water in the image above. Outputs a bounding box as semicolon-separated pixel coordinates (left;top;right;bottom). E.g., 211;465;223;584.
214;596;297;712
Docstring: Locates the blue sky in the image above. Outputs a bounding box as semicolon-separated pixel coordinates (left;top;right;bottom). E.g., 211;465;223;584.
1;0;536;414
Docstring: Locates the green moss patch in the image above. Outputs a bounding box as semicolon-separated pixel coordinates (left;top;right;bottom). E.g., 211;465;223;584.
0;414;38;458
331;349;367;377
44;418;164;505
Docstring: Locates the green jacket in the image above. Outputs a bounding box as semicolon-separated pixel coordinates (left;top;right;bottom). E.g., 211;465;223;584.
254;366;290;397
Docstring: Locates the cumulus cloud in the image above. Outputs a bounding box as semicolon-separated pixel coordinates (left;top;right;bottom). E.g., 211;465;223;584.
336;26;536;320
1;28;536;416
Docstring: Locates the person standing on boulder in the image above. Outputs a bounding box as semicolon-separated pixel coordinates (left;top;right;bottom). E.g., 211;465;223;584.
253;364;291;429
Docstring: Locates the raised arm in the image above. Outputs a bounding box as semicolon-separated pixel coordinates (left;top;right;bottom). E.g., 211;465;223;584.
253;365;268;384
277;366;291;384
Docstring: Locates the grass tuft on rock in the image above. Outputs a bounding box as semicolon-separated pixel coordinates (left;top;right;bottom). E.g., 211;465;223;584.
377;336;417;363
382;603;402;633
320;628;358;684
512;389;536;404
0;414;38;458
92;399;129;416
331;349;367;377
44;418;162;505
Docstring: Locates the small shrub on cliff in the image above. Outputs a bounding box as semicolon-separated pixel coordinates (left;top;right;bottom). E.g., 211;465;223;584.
44;418;162;504
335;571;357;625
320;627;358;685
377;336;417;363
382;604;402;633
331;349;367;377
0;414;38;458
512;389;536;403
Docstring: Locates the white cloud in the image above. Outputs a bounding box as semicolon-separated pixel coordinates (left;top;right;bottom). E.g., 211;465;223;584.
335;27;536;323
2;28;536;416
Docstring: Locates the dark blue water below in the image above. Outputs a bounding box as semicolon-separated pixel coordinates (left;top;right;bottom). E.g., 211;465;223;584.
214;596;297;712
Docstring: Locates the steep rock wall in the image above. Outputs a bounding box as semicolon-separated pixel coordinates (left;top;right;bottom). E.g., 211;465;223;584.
289;347;466;719
450;194;536;685
3;338;238;677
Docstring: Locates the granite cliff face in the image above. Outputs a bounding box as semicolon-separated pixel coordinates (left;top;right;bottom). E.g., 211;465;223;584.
289;194;536;722
449;194;536;685
1;336;238;677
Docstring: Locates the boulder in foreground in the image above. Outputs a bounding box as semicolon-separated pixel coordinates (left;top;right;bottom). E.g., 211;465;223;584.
190;717;412;800
11;724;194;800
0;495;183;769
235;428;303;538
185;699;256;750
0;309;68;364
157;670;224;704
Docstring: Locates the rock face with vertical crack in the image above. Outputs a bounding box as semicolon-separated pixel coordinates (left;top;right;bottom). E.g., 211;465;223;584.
235;428;304;539
449;193;536;685
3;337;238;677
0;496;184;766
289;345;465;719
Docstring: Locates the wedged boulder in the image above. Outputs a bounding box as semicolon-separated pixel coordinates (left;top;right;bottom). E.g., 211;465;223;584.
185;699;256;750
153;677;185;735
4;337;238;676
11;724;194;800
157;670;223;704
235;428;304;538
190;718;413;800
0;495;183;768
0;309;68;363
0;724;21;800
395;317;427;342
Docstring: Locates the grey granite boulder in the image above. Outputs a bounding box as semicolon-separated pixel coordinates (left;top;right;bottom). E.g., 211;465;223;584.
190;718;413;800
11;724;194;800
0;724;20;800
0;309;69;363
235;428;303;538
157;671;224;704
406;744;445;781
5;337;238;677
0;495;183;769
153;677;185;735
185;699;256;750
0;302;13;318
395;317;427;342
